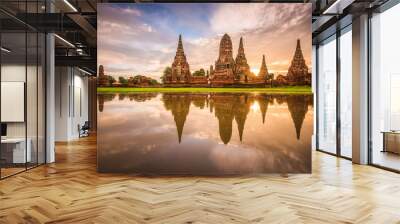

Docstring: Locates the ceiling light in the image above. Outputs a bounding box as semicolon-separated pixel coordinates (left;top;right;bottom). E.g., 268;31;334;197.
76;48;84;55
54;34;75;48
63;0;78;12
1;47;11;53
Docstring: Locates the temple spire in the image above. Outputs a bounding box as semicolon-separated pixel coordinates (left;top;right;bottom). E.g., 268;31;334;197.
259;98;268;124
235;36;251;84
178;34;183;48
286;95;308;140
177;34;184;53
238;37;244;54
166;34;191;84
258;54;269;77
262;55;266;67
176;117;184;143
238;120;244;142
286;39;309;85
235;113;246;142
294;39;304;59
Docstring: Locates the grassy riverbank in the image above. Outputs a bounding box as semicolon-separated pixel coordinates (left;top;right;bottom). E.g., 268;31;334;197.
97;86;312;94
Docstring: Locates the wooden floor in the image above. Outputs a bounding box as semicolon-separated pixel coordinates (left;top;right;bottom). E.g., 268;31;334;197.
1;136;400;224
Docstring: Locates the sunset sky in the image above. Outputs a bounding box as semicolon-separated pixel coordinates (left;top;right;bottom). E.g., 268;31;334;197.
98;3;312;81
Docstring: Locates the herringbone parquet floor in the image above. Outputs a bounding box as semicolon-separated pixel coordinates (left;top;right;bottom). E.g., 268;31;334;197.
1;135;400;224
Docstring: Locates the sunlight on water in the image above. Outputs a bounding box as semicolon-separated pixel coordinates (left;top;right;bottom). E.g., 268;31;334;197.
250;101;260;112
97;92;313;175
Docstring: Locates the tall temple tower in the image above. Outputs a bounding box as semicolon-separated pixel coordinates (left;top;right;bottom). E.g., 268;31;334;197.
210;34;236;86
258;55;269;79
167;35;191;85
98;65;109;87
286;39;309;85
235;37;251;83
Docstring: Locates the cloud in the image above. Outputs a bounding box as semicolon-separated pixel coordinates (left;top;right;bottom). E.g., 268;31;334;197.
98;3;312;81
121;7;142;16
270;60;290;66
210;4;275;35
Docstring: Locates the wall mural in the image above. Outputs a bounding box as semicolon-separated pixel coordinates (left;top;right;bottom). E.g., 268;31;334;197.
97;3;313;175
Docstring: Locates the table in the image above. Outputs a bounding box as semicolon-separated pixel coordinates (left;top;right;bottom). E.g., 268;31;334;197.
1;138;31;163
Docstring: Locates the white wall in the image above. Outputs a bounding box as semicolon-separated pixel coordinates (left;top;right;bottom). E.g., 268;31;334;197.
1;65;35;138
1;82;25;122
55;67;89;141
1;65;26;129
1;64;25;81
1;63;46;164
72;73;89;138
55;66;70;141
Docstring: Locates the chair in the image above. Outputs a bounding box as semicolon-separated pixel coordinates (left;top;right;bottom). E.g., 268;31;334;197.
78;121;90;138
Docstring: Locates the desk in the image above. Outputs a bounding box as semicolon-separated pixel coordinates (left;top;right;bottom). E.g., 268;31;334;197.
1;138;31;163
381;131;400;154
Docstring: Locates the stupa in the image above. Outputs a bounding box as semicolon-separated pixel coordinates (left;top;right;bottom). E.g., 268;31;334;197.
287;39;309;85
210;34;236;86
165;35;191;85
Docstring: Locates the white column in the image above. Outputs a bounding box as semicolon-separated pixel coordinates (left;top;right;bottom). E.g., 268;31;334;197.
352;14;369;164
312;45;317;151
55;67;73;141
46;33;55;163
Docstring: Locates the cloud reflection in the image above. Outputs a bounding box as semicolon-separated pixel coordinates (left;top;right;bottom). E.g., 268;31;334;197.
97;93;313;175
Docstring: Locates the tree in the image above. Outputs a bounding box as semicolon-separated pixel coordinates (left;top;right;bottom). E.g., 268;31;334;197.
192;68;205;76
127;76;136;86
150;79;159;85
264;73;274;87
199;68;205;76
108;76;116;86
163;66;172;76
162;67;172;83
118;76;128;86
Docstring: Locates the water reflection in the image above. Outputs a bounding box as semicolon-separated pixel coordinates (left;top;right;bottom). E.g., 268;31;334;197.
97;92;313;175
99;93;158;112
99;93;312;144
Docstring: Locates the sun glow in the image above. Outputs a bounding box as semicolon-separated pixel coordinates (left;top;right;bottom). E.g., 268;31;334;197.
250;101;260;112
251;68;259;75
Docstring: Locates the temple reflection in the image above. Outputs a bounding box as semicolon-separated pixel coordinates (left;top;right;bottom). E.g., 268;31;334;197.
98;94;117;112
128;93;159;102
190;93;209;109
257;95;273;124
98;93;159;112
162;93;191;143
98;93;312;144
211;94;236;144
159;93;312;144
287;95;313;139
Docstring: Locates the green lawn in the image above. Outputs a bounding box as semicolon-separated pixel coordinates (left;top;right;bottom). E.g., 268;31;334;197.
97;86;312;94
